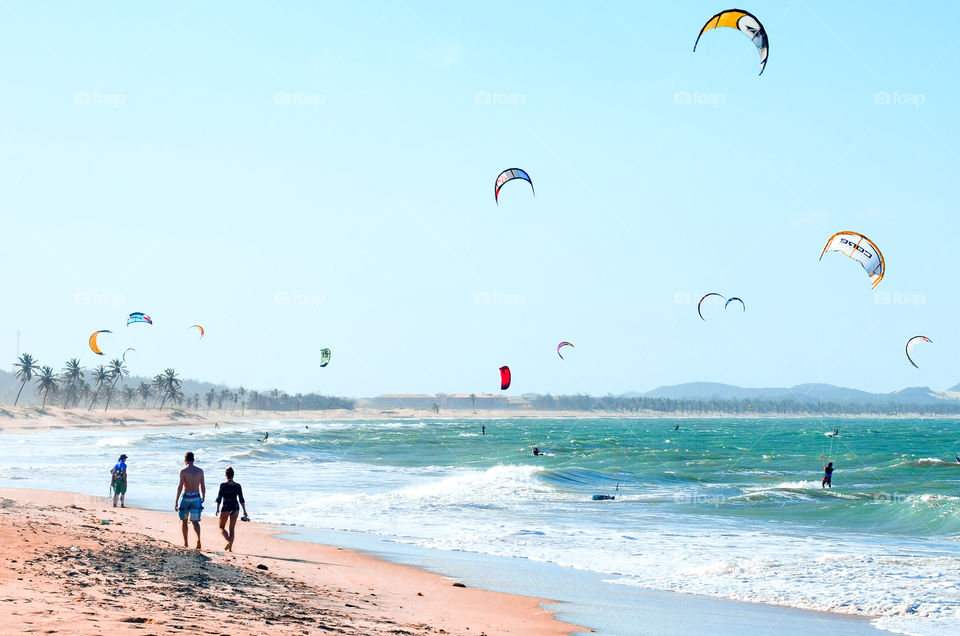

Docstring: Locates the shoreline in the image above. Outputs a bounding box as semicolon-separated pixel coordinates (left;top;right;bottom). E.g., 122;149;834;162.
0;405;956;436
0;486;886;636
0;486;583;635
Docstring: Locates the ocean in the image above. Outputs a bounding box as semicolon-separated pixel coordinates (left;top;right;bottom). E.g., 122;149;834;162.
2;416;958;634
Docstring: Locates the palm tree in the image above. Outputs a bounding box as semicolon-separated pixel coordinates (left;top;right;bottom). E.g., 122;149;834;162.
103;359;128;411
237;386;247;416
205;388;216;411
137;382;153;407
88;365;110;410
34;366;60;408
61;359;84;408
121;385;136;408
217;389;230;411
158;369;182;410
13;353;40;406
152;374;166;408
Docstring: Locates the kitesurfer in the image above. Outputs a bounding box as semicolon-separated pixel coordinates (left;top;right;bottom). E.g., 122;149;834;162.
260;432;269;443
674;424;679;431
532;446;540;456
482;424;485;435
822;462;834;489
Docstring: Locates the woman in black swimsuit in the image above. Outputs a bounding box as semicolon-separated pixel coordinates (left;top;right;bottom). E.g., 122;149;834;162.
215;467;248;551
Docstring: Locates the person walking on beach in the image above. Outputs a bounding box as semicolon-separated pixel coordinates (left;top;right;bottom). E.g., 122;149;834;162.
215;466;248;552
822;461;834;489
175;452;206;550
110;454;128;508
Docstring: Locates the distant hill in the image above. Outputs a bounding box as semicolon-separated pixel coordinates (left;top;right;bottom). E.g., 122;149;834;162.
636;382;954;406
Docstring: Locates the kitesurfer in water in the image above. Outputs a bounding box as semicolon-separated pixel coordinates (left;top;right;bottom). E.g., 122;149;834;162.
532;446;540;456
481;424;485;435
260;432;269;443
822;462;834;489
674;424;679;431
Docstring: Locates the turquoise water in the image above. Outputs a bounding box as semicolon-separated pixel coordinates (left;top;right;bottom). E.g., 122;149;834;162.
1;416;958;634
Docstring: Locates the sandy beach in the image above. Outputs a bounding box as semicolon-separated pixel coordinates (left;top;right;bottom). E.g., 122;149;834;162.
0;486;581;635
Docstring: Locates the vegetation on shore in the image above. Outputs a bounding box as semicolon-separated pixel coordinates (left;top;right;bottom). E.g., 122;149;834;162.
9;353;354;413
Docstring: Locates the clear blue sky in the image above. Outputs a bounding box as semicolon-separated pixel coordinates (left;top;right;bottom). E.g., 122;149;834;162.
2;1;958;397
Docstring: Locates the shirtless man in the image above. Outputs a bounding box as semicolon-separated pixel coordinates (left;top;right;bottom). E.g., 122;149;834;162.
174;452;206;549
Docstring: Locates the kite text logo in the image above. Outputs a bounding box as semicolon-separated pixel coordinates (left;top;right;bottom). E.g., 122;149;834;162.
674;91;725;108
74;91;126;107
873;91;925;109
838;237;872;259
274;291;325;306
473;91;526;108
873;291;925;307
74;291;126;306
273;91;325;108
474;291;526;307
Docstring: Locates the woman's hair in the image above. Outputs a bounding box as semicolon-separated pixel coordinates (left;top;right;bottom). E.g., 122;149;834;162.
225;467;234;479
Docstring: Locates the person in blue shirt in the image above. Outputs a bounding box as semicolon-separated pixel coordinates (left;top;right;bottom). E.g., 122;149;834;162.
110;454;128;507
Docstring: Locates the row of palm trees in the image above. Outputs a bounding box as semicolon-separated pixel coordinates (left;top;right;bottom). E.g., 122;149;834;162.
12;353;183;411
11;353;355;413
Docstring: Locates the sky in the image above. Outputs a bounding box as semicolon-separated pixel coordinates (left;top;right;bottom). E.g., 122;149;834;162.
1;1;959;397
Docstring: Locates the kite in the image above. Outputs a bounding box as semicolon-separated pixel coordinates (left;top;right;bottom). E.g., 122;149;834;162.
557;341;574;359
725;297;745;311
127;312;152;326
494;168;534;204
698;293;726;320
320;348;332;368
694;9;769;75
88;330;112;355
905;336;932;369
499;365;511;391
190;324;205;339
820;231;885;288
122;347;135;362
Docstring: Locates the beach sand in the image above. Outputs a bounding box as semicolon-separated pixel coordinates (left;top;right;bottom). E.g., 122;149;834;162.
0;487;581;635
